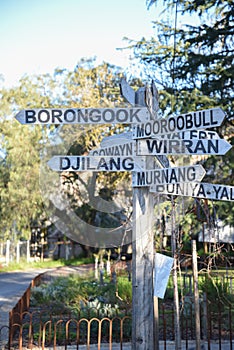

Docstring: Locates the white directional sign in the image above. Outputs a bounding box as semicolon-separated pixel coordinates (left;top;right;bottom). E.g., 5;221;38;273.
48;155;146;172
132;164;206;187
15;107;150;125
90;141;136;157
100;131;133;147
156;130;220;140
133;107;226;139
137;138;232;156
150;182;234;202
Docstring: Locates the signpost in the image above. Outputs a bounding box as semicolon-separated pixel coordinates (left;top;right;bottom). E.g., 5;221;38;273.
120;79;160;350
150;182;234;201
137;138;232;156
132;164;206;187
14;77;234;350
133;107;226;139
15;107;150;124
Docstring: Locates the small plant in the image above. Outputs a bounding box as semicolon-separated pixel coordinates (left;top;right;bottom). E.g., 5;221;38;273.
116;276;132;304
30;273;131;318
79;298;119;318
200;274;231;302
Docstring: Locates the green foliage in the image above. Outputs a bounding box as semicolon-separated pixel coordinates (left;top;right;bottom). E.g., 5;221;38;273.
132;0;234;242
30;274;131;318
0;58;135;244
200;274;234;303
116;276;132;304
129;1;234;116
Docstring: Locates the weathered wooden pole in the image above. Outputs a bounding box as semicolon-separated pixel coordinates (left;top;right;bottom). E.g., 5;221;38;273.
192;239;201;350
171;198;181;350
132;181;155;348
120;79;160;349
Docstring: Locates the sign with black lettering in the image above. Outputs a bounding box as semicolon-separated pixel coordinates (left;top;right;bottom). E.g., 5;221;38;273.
15;107;150;125
90;141;136;157
137;138;232;156
132;165;206;187
156;130;220;140
150;182;234;202
133;108;225;139
47;155;146;172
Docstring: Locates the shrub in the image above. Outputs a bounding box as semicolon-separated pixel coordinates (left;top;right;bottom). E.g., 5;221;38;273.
30;274;131;318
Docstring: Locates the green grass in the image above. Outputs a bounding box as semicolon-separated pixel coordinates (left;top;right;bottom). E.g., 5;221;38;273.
0;256;94;272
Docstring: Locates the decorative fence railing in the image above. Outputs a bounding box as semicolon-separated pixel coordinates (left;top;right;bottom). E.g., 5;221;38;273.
5;299;234;349
8;315;132;349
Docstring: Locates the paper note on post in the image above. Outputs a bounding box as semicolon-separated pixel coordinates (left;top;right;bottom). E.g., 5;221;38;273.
154;253;174;299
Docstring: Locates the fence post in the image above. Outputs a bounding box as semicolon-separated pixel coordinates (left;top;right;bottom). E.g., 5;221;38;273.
16;241;20;263
202;292;208;341
6;239;10;265
192;240;201;350
27;240;30;262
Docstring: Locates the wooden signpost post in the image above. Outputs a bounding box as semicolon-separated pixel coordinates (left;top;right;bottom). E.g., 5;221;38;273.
120;79;163;350
15;78;233;350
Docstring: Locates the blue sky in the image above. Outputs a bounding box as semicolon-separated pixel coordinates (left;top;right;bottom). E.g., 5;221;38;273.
0;0;164;87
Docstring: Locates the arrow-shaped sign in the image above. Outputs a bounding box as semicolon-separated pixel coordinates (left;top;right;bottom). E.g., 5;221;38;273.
156;130;220;140
47;155;146;172
150;182;234;202
15;107;150;125
100;131;133;147
90;141;136;157
137;138;232;156
96;129;220;154
132;164;206;187
133;107;226;139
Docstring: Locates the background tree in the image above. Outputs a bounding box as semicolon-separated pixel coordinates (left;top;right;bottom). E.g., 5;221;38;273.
126;0;234;231
0;59;136;253
45;60;135;255
0;78;54;240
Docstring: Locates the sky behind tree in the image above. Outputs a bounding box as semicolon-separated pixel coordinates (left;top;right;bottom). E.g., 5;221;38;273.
0;0;163;87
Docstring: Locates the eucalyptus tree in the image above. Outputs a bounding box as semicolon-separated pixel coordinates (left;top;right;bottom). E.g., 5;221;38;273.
46;60;134;254
0;59;135;254
0;75;56;239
